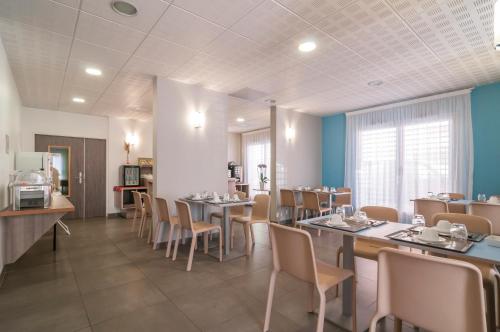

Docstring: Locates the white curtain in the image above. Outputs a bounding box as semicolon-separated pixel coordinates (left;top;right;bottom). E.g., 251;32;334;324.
242;129;271;191
345;92;473;220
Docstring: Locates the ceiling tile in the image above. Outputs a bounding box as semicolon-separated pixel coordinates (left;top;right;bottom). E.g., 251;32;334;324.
80;0;170;33
63;59;118;92
0;0;77;36
75;12;146;53
151;5;224;50
122;56;178;77
275;0;356;24
71;39;130;69
52;0;81;8
173;0;264;27
133;35;196;67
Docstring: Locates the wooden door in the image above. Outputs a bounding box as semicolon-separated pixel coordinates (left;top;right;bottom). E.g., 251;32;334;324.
35;134;84;219
84;138;106;218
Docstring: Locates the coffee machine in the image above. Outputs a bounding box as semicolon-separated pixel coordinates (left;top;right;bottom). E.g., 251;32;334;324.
228;162;243;182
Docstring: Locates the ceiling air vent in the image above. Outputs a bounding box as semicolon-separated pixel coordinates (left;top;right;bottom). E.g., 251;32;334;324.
229;88;268;101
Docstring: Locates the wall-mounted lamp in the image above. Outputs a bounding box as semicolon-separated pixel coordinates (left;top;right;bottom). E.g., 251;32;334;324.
124;133;138;164
191;111;205;128
286;127;295;141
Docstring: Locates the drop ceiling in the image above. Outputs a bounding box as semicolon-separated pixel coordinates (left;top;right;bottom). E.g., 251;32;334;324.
0;0;499;131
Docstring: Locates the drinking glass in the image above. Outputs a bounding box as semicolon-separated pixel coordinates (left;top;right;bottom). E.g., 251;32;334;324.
412;214;426;233
355;211;368;224
478;193;487;202
335;206;345;220
450;223;468;241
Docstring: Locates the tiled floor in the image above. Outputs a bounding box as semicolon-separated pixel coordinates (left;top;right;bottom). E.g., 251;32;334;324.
0;217;408;332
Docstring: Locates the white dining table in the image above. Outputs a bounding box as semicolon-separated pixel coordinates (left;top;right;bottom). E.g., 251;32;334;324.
182;197;255;259
290;189;351;211
297;216;500;331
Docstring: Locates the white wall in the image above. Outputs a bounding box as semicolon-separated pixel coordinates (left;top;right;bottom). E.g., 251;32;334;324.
154;78;228;241
276;108;322;189
0;37;22;273
20;107;153;215
108;117;152;213
227;132;241;164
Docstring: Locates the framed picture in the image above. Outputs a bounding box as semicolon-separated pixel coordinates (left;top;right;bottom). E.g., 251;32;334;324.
137;157;153;167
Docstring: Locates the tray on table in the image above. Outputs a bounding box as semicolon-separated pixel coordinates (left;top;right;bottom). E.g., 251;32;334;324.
310;218;371;233
409;226;486;242
386;229;474;253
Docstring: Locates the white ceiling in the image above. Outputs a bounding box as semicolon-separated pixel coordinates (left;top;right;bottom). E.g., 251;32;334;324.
0;0;499;131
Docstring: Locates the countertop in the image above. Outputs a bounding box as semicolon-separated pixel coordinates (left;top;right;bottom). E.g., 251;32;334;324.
0;194;75;218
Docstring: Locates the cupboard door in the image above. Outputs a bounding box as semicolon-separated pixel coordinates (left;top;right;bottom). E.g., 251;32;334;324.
84;138;106;218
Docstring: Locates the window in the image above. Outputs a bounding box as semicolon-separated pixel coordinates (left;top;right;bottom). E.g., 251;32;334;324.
345;93;473;221
242;129;271;190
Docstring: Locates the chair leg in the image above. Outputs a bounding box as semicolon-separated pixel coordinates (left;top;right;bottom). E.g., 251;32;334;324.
218;227;222;262
308;283;315;313
316;290;326;332
351;275;357;332
267;223;272;249
394;318;402;332
292;207;297;227
138;214;144;237
186;234;197;272
250;224;256;245
204;232;209;254
172;228;182;261
230;222;235;249
335;247;343;297
263;270;278;332
165;224;175;258
244;224;251;256
484;281;496;332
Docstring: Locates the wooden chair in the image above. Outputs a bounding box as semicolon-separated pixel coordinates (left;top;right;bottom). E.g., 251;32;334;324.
280;189;303;227
302;191;331;218
369;248;487;332
132;191;144;235
139;193;154;243
155;197;180;258
447;192;465;200
430;213;497;331
445;193;467;214
470;202;500;235
264;223;356;332
413;198;448;226
173;200;222;271
231;194;270;256
209;191;247;242
332;187;352;208
335;206;399;296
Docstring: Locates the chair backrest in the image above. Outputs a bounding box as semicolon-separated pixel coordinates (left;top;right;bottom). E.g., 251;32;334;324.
413;199;448;226
302;191;320;211
155;197;178;225
230;191;247;215
470;202;500;235
373;248;486;332
132;191;143;211
335;187;352;205
280;189;296;207
141;193;153;216
360;206;399;222
447;193;465;200
252;194;270;220
175;200;194;231
269;223;318;285
430;213;492;235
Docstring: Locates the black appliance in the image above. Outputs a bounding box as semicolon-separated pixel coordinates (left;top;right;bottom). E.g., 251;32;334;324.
228;162;243;182
119;165;140;186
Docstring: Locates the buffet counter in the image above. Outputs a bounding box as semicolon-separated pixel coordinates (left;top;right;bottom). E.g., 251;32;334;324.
0;194;74;264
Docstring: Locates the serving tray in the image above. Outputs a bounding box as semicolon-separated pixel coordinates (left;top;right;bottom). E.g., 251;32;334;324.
386;229;474;253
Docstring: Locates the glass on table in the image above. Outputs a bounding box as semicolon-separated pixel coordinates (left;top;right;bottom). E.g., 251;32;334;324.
412;214;426;233
450;223;468;241
354;210;368;224
477;193;487;202
335;206;345;219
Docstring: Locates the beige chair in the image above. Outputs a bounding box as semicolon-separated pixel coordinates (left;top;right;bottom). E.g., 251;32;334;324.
173;200;222;271
231;194;270;256
302;191;331;218
470;202;500;235
413;198;448;226
155;197;181;258
369;248;487;332
280;189;303;227
264;223;356;332
332;187;352;208
139;193;154;243
335;206;399;296
210;191;247;224
132;191;144;233
430;213;496;331
445;193;467;214
447;192;465;200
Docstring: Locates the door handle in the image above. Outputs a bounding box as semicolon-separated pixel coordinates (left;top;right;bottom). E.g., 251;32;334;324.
79;172;83;184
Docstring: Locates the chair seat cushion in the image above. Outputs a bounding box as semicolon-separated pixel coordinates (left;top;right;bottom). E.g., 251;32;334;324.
354;239;398;261
317;260;354;291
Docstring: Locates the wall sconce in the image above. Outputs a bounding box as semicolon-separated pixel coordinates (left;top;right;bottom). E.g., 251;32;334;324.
124;133;138;164
286;127;295;141
191;111;205;128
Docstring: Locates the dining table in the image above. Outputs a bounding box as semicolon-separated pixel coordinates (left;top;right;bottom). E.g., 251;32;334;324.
291;188;351;211
181;196;255;260
297;215;500;332
411;197;474;214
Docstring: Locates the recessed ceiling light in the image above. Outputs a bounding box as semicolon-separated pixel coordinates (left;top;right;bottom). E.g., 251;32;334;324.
85;67;102;76
298;41;316;53
236;117;245;123
111;0;138;17
367;80;384;87
72;97;85;103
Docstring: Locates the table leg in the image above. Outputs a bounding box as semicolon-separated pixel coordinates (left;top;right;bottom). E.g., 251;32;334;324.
342;234;354;315
223;207;230;256
53;224;57;251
